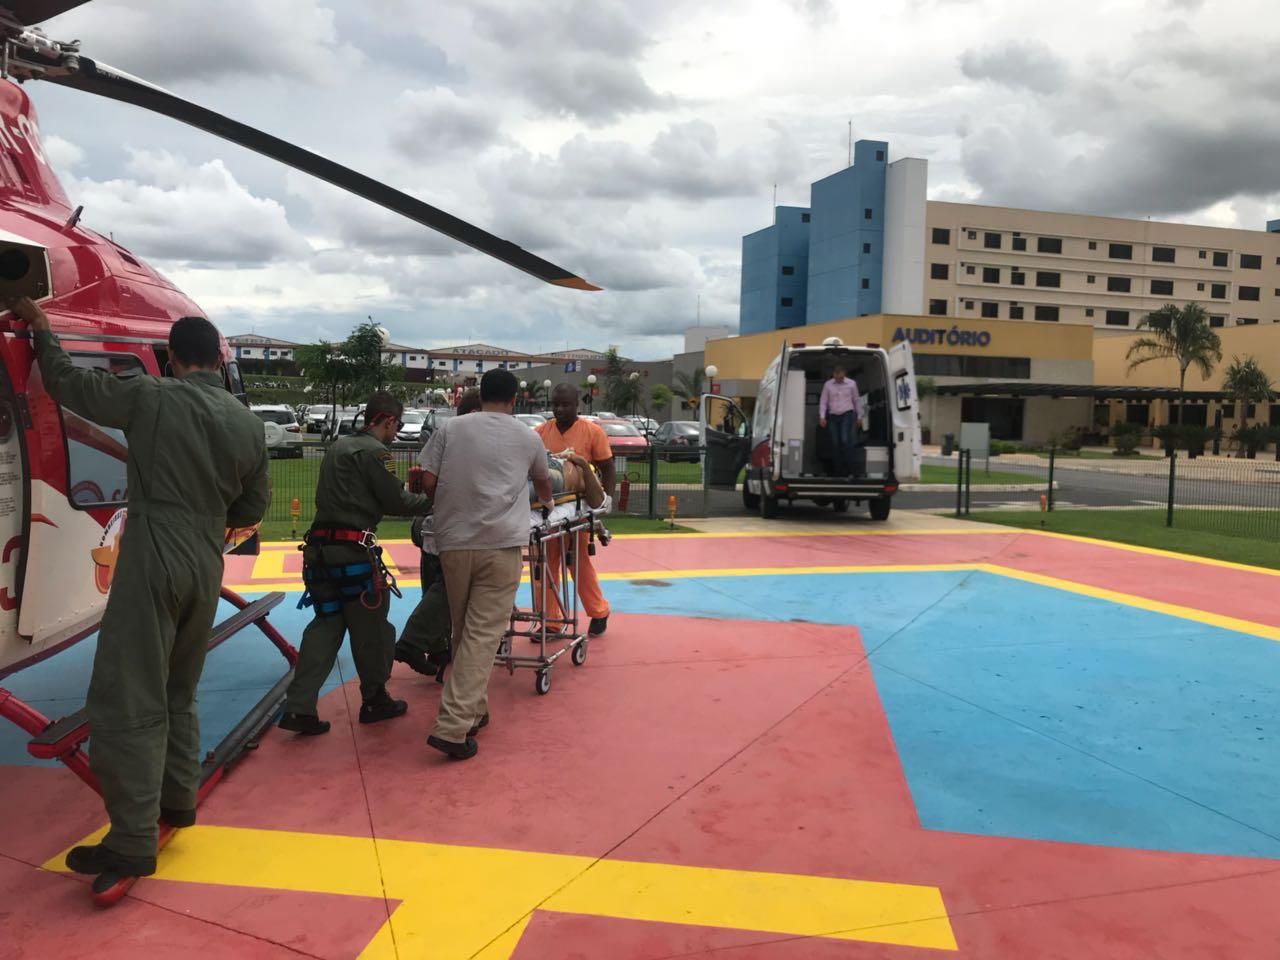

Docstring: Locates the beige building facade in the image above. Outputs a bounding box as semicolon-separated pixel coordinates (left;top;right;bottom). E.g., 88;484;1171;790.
924;201;1280;332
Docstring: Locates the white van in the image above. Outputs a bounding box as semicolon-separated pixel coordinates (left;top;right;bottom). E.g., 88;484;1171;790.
702;338;921;520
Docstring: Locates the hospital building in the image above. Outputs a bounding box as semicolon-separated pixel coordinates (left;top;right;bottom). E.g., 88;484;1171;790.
715;139;1280;444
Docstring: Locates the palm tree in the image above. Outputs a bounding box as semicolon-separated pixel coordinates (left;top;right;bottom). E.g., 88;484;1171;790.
1221;355;1274;455
1126;302;1222;425
672;368;706;411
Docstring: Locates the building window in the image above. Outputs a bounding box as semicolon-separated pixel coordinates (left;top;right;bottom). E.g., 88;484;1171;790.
781;265;794;275
1152;246;1176;263
1211;283;1227;299
932;228;950;245
1151;279;1174;296
875;149;885;161
1237;317;1259;326
1199;250;1207;259
1035;271;1061;288
801;212;810;222
1197;282;1205;291
1107;276;1132;293
929;299;947;316
1105;310;1130;326
982;267;1000;284
863;242;872;254
931;263;949;280
1221;402;1236;418
967;230;977;240
780;297;793;307
1210;315;1225;328
1011;271;1026;286
861;278;870;289
1108;243;1133;260
1213;251;1228;267
1088;241;1097;250
984;232;1002;249
1009;305;1024;319
864;208;873;220
1240;286;1260;301
1087;275;1096;284
1012;236;1027;251
1037;237;1063;254
916;355;1032;379
964;300;974;310
1034;305;1060;322
966;265;976;275
1085;308;1095;317
981;302;999;318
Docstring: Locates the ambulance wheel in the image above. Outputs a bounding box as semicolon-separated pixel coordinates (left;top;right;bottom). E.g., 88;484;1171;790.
832;499;849;513
572;640;587;666
869;497;892;521
535;670;551;695
742;482;760;511
759;494;779;519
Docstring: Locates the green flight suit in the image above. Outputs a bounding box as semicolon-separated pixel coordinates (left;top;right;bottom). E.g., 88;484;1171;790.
34;330;270;860
285;432;429;714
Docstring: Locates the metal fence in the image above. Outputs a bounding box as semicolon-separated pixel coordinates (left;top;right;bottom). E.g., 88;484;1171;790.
952;446;1280;541
264;441;711;526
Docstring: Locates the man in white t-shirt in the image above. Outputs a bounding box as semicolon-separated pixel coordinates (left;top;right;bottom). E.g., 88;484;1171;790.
420;370;552;760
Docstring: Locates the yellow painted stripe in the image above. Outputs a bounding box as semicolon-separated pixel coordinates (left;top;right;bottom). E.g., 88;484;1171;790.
1024;529;1280;578
599;563;975;582
46;825;956;957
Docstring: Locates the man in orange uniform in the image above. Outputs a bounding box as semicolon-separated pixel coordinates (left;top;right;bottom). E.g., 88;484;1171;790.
534;383;616;637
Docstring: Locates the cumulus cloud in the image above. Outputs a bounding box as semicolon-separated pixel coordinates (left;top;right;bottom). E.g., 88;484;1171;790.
45;0;361;83
64;148;311;265
390;88;505;158
959;41;1070;95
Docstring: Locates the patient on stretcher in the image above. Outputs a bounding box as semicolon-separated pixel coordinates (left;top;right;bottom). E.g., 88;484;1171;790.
530;449;605;510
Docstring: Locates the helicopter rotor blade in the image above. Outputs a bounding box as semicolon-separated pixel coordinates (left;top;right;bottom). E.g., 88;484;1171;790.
46;56;599;290
1;1;92;26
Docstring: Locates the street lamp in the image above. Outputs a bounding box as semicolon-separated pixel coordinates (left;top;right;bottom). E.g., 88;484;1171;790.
373;322;391;392
629;370;640;418
586;374;597;415
705;364;718;397
542;379;552;413
519;380;527;413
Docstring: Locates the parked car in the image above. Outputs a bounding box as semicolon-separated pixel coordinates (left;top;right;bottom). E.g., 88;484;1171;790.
394;409;429;447
626;416;659;437
304;404;333;434
592;410;618;420
321;406;360;442
252;404;304;458
652;420;701;462
515;414;545;430
596;418;649;459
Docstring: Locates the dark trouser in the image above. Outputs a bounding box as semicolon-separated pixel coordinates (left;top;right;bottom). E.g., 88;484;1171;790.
827;411;856;476
285;543;395;715
87;519;223;859
397;551;451;658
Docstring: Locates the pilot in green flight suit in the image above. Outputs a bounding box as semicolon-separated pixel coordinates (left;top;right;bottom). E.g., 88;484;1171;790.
11;296;270;883
279;392;430;736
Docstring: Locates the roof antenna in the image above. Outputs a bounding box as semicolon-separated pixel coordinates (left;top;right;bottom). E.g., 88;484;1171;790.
848;120;852;166
772;183;777;223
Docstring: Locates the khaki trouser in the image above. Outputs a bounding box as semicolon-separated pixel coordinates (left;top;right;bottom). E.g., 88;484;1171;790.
430;547;523;742
88;518;223;859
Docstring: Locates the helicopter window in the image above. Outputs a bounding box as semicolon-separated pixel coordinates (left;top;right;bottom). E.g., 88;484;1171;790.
62;353;143;509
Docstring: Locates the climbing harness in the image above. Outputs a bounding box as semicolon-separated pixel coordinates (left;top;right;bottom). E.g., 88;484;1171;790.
297;527;401;615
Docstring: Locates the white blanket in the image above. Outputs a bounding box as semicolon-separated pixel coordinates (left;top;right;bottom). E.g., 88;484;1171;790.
529;494;612;529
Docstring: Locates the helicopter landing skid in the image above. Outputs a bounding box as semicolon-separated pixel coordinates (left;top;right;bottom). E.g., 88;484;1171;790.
1;587;298;908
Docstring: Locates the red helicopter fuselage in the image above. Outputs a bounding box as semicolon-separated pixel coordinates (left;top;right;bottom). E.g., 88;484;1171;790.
0;78;255;679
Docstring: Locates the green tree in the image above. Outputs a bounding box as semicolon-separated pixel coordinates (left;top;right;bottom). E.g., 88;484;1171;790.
671;368;705;411
1126;302;1222;425
1221;355;1274;445
650;383;674;415
601;348;645;415
296;340;354;408
343;321;404;397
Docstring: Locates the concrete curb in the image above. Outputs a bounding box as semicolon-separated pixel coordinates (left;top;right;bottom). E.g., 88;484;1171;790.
901;482;1060;493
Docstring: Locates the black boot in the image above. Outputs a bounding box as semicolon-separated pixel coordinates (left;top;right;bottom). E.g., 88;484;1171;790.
588;615;609;637
160;807;196;828
65;844;156;877
394;643;434;677
468;713;490;737
427;734;478;760
359;688;408;724
279;712;331;736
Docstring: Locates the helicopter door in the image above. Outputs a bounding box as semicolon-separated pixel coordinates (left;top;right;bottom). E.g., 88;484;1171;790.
701;394;751;489
17;348;142;656
0;363;26;677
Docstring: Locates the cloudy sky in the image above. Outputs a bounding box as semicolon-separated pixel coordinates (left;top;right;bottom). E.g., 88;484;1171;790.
28;0;1280;358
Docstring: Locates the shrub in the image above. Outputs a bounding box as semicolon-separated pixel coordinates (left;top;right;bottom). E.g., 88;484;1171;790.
1111;421;1143;455
1232;423;1269;459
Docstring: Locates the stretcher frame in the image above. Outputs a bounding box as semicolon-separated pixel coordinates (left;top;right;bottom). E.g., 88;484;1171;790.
498;497;607;695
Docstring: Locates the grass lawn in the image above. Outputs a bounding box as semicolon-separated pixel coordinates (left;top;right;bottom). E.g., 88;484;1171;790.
968;509;1280;569
919;464;1043;486
257;513;693;543
1032;450;1146;460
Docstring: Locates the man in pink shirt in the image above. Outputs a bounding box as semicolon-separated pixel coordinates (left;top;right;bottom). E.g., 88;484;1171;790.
818;365;864;477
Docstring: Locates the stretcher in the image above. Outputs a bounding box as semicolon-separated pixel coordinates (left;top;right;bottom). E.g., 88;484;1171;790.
496;493;611;695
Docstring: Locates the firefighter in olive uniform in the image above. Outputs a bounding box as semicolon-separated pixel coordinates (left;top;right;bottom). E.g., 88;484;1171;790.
11;297;270;884
280;391;430;735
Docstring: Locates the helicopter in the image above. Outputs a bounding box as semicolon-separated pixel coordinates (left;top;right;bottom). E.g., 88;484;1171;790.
0;0;596;905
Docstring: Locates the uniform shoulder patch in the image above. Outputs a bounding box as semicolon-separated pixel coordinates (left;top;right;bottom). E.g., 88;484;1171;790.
377;450;396;473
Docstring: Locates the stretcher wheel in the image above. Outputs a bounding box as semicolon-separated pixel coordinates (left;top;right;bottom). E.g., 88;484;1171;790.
535;669;551;695
571;640;587;666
